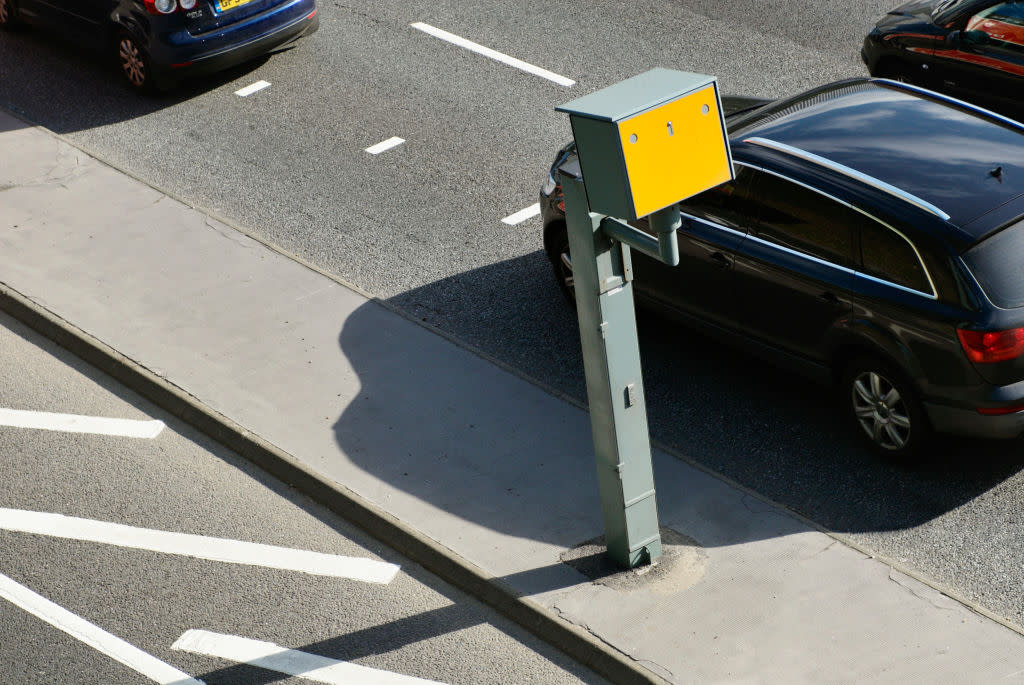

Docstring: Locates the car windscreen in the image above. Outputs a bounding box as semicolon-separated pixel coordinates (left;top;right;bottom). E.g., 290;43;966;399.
963;218;1024;308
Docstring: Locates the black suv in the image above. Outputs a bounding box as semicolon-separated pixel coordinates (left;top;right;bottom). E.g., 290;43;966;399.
541;78;1024;458
863;0;1024;118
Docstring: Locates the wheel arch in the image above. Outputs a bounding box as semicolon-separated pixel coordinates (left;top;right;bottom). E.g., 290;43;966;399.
828;320;925;388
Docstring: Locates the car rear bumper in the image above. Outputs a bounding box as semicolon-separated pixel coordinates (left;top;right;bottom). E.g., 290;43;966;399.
154;3;318;79
925;401;1024;439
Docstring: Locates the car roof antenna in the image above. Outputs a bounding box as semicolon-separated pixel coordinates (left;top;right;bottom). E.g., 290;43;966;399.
989;165;1003;182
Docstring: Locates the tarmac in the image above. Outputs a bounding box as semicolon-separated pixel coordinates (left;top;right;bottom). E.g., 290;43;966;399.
3;104;1024;684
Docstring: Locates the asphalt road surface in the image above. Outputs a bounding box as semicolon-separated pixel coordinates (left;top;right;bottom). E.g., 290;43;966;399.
2;0;1024;645
0;312;606;684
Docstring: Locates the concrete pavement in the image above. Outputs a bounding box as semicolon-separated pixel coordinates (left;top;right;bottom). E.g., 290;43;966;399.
3;105;1024;684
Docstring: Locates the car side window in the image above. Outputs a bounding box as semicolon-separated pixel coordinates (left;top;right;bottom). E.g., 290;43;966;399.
967;3;1024;52
678;165;757;232
858;221;933;295
748;172;854;267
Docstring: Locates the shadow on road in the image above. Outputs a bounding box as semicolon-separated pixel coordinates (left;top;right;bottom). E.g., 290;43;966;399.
0;25;270;132
329;252;1024;556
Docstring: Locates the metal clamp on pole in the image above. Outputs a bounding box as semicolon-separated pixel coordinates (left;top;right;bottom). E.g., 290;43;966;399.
600;205;681;267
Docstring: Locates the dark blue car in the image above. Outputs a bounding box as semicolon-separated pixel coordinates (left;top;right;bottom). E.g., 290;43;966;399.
0;0;318;91
541;78;1024;459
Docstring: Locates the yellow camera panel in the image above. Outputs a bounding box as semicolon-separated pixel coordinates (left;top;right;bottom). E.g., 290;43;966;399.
617;84;732;219
556;69;734;221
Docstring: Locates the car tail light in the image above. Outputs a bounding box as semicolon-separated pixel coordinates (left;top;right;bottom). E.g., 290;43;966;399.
957;326;1024;363
977;401;1024;416
144;0;192;13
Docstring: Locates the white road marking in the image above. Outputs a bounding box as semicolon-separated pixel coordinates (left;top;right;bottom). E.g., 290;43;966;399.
0;509;400;583
365;137;406;154
410;22;575;87
501;203;541;225
235;80;271;97
173;630;446;684
0;408;164;438
0;572;203;685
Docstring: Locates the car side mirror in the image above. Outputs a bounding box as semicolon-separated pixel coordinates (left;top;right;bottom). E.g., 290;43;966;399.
962;29;990;46
946;29;961;46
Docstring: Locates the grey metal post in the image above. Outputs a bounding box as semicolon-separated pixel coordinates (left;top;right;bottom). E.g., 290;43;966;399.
560;169;662;568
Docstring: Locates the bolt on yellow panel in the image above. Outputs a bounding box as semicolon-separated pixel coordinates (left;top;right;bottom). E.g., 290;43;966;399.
617;84;732;218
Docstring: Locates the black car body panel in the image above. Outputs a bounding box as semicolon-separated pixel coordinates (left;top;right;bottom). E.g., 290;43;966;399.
540;78;1024;445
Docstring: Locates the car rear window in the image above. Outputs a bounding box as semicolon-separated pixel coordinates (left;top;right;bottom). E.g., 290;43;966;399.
963;219;1024;308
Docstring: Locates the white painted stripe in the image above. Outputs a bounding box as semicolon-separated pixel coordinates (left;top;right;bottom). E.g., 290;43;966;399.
0;509;400;583
365;137;405;154
235;80;271;97
173;630;445;684
0;572;203;684
501;203;541;225
0;408;164;438
411;22;575;87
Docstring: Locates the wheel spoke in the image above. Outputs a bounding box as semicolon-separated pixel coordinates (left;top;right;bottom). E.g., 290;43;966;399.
869;372;884;401
890;412;911;429
883;387;901;409
871;417;886;443
852;378;874;404
854;405;875;419
884;423;906;449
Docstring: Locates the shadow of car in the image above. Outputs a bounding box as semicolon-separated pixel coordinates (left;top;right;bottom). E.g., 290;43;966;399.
0;0;317;92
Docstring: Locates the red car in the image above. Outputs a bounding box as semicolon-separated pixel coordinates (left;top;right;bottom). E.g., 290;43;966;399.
863;0;1024;119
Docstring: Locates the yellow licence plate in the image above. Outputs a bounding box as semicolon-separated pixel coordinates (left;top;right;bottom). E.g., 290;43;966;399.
216;0;254;12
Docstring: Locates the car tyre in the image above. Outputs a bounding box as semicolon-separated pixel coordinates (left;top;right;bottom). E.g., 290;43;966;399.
842;357;930;460
548;223;576;308
0;0;19;30
117;33;157;93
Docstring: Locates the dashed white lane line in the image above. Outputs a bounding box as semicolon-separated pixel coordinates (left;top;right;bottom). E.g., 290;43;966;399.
0;408;164;438
235;80;271;97
173;630;446;684
365;136;406;155
0;572;203;685
501;203;541;225
0;509;400;583
411;22;575;87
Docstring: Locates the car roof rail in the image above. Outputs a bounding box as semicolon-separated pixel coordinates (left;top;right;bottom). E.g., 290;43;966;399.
870;77;1024;135
743;136;951;221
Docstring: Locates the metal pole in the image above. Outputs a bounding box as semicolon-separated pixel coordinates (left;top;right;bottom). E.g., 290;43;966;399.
559;169;662;569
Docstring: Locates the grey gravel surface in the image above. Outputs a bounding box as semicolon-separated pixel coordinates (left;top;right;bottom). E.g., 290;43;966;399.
1;0;1022;643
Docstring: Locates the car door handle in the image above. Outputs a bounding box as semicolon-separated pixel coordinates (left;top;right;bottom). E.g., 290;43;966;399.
710;252;731;268
819;291;841;305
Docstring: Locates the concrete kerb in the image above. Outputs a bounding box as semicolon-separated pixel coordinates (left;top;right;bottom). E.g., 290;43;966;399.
0;281;668;685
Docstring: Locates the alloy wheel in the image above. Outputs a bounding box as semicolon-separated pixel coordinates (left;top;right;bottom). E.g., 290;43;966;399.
850;370;911;451
119;37;147;89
